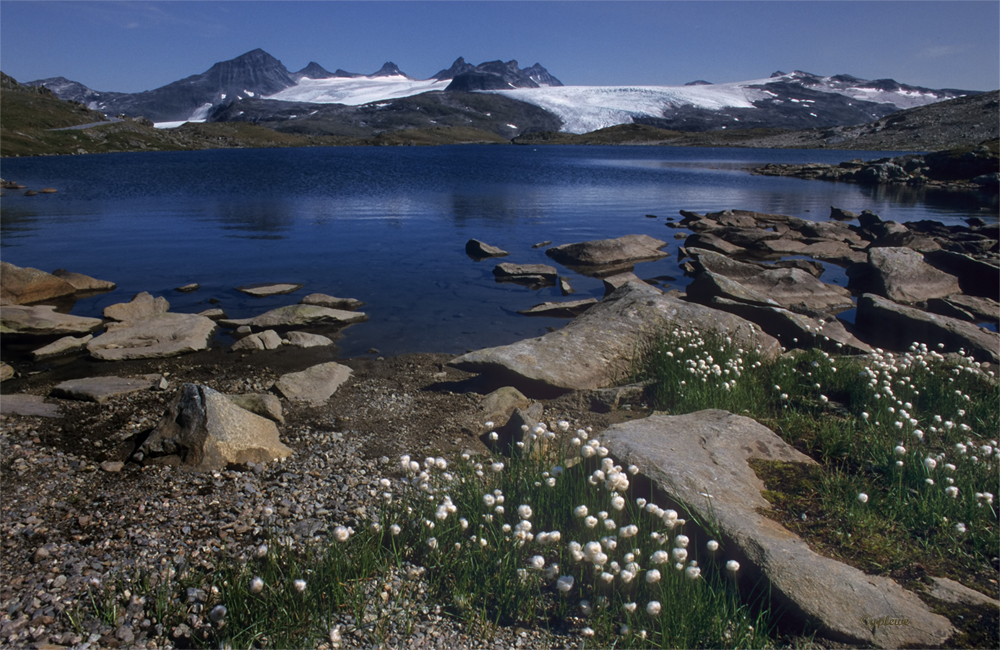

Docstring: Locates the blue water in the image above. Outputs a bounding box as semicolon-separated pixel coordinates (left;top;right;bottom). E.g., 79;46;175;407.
1;145;995;356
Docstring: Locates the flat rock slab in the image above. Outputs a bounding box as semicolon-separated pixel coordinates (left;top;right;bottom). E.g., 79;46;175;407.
1;305;103;337
517;299;598;318
0;394;60;418
236;283;304;297
32;334;93;360
856;293;999;363
231;329;283;351
51;376;157;403
103;292;170;322
274;362;353;406
220;304;367;331
863;247;961;304
602;272;662;295
0;261;76;306
87;313;217;361
299;293;365;311
546;234;669;267
601;410;954;648
493;263;558;285
285;331;334;348
141;384;291;471
449;282;779;395
52;269;116;293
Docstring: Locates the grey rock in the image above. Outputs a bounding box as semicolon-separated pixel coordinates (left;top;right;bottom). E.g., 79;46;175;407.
236;283;304;297
926;294;1000;326
546;234;669;267
0;394;60;417
100;461;125;473
861;247;961;304
924;577;1000;609
601;410;954;648
227;393;284;424
517;299;598;318
493;263;558;285
87;313;217;360
686;271;781;308
0;261;76;306
559;277;574;295
465;239;509;258
285;331;334;348
31;334;93;360
51;269;116;293
602;272;661;295
829;206;858;221
196;308;227;319
141;383;292;471
220;304;367;331
231;329;283;351
103;292;170;322
1;305;103;337
175;283;200;293
855;293;999;363
299;293;365;311
684;232;745;255
0;362;13;382
449;282;779;395
274;362;352;406
292;518;327;538
532;240;552;249
51;376;156;403
924;250;1000;299
479;386;531;426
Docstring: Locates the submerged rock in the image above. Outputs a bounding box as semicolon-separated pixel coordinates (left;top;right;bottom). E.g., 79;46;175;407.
517;299;598;318
236;283;304;297
0;305;103;337
220;304;367;331
546;234;669;268
51;269;116;293
299;293;365;311
493;263;558;286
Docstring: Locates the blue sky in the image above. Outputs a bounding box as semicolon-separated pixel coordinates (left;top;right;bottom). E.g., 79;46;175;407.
1;1;997;92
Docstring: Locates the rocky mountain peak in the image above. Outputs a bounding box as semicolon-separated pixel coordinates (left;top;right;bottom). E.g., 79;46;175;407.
432;57;476;81
523;63;563;87
371;62;407;78
296;62;335;80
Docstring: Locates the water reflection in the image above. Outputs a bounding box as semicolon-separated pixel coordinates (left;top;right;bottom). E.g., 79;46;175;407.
207;200;295;239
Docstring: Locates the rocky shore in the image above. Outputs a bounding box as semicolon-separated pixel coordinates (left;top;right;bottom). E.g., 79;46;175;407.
2;206;999;648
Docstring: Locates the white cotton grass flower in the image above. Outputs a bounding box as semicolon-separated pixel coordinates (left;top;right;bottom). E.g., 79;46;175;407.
427;537;438;550
518;504;533;519
954;523;967;534
209;604;227;623
924;457;937;471
651;550;669;564
645;569;661;584
250;576;264;594
573;504;588;518
581;627;595;637
857;492;869;504
674;534;689;548
556;575;575;593
528;555;545;570
726;560;741;573
390;524;401;536
671;547;688;563
585;516;598;529
685;564;701;580
333;526;351;543
294;579;307;593
580;599;593;616
611;495;626;511
945;486;959;498
706;539;719;552
646;600;662;616
255;544;268;558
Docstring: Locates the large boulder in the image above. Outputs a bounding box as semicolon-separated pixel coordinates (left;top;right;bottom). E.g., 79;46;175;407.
688;249;853;315
139;384;292;471
274;362;353;406
219;304;367;331
924;250;1000;299
51;269;116;293
852;247;961;304
546;234;668;268
0;305;103;337
601;411;954;648
103;292;169;322
448;283;779;395
855;294;999;363
87;313;217;360
0;262;76;306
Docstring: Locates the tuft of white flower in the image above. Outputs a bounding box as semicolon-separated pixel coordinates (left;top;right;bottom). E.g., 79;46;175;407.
427;537;438;550
580;599;593;616
674;534;689;548
573;504;588;518
857;493;868;504
671;547;688;563
706;540;719;552
646;600;662;616
894;444;906;456
491;461;504;472
518;504;533;519
584;516;598;529
645;569;661;584
556;575;575;593
250;576;264;594
255;544;268;558
727;560;740;572
209;604;227;623
528;555;545;570
954;523;966;534
923;457;937;471
611;495;626;511
945;486;959;498
294;579;307;593
581;627;594;637
651;550;669;564
685;564;702;580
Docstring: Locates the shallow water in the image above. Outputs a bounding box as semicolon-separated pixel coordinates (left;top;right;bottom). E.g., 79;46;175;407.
1;145;995;356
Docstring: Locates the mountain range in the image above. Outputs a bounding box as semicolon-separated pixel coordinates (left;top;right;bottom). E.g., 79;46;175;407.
25;48;981;137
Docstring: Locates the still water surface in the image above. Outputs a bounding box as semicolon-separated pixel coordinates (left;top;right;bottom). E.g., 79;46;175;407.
1;145;994;356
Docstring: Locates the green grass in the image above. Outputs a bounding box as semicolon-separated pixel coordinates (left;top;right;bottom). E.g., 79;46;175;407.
630;328;999;596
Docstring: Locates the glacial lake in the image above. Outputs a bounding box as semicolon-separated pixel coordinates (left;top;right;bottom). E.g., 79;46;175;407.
1;145;996;357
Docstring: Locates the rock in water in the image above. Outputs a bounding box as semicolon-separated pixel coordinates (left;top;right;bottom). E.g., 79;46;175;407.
465;239;509;259
87;313;217;360
449;282;779;395
236;283;304;297
103;292;170;322
546;234;669;267
299;293;365;311
601;410;954;648
492;263;558;285
141;384;292;471
51;269;116;293
219;304;367;331
274;362;353;406
856;247;961;304
0;261;76;305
